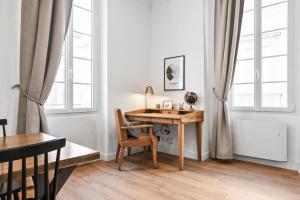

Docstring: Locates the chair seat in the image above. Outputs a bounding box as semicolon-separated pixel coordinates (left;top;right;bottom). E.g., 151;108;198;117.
121;132;153;147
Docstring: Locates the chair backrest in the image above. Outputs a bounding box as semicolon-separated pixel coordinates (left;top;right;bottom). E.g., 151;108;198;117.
114;109;128;143
0;137;66;200
0;119;7;137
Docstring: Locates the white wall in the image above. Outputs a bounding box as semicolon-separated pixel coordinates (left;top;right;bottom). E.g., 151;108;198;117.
0;0;20;135
103;0;151;159
149;0;209;160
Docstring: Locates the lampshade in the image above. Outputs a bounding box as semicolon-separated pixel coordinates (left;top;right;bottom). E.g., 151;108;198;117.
145;86;154;95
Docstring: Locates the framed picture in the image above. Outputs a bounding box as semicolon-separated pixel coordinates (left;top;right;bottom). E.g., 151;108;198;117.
164;55;185;91
162;100;173;110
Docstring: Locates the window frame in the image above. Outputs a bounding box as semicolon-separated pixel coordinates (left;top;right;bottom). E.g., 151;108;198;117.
230;0;295;112
46;0;99;114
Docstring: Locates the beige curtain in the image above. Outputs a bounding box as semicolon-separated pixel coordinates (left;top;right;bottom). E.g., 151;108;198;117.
211;0;244;159
16;0;72;134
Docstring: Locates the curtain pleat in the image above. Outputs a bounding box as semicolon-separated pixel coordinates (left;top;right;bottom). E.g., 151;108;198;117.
211;0;245;159
16;0;72;133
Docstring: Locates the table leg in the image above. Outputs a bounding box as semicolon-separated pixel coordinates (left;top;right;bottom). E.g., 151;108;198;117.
178;122;185;171
196;122;202;161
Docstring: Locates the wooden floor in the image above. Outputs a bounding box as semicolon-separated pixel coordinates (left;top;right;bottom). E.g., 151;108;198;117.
57;153;300;200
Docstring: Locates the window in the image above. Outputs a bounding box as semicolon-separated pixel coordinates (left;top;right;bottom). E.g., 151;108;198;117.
46;0;96;112
231;0;292;111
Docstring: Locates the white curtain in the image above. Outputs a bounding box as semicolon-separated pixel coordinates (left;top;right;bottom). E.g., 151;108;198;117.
210;0;245;159
16;0;72;133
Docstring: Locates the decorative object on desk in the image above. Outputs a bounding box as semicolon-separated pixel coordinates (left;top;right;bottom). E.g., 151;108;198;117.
184;91;198;110
156;104;161;109
173;103;177;110
178;103;184;110
162;100;173;110
145;86;154;109
164;55;185;91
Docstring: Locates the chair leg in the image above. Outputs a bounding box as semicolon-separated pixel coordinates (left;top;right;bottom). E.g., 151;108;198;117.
152;145;158;169
118;147;126;170
143;147;147;159
13;192;19;200
116;143;121;163
128;147;131;157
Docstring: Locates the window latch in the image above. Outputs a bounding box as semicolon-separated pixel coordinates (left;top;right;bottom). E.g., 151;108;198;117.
255;71;260;80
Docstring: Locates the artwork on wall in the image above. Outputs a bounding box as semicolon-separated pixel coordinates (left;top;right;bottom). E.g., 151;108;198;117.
164;55;185;91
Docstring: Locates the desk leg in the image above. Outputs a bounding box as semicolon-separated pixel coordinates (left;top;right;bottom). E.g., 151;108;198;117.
196;122;202;161
178;122;185;171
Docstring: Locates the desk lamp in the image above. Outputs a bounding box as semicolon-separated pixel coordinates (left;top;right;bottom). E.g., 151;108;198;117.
145;86;154;109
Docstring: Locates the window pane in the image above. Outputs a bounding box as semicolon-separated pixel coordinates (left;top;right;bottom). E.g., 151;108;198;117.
61;44;65;56
232;84;254;107
262;29;287;57
237;35;254;60
262;0;287;7
262;2;287;32
241;11;254;36
73;7;92;35
45;83;65;110
234;60;254;84
55;56;65;82
244;0;254;11
262;56;287;82
73;58;92;84
74;0;92;10
73;32;92;59
73;84;92;108
262;82;287;107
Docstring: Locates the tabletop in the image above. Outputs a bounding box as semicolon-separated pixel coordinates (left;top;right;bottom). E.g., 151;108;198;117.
0;133;100;183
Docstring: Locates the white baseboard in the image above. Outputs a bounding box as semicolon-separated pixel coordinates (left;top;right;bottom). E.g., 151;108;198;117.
234;154;298;172
100;147;143;161
157;145;210;161
297;164;300;174
100;152;116;161
101;147;210;162
102;149;299;173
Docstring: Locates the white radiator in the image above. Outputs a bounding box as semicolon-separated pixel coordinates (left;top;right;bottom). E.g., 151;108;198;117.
232;119;287;161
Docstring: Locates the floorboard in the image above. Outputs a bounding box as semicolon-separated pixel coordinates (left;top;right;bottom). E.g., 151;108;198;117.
57;153;300;200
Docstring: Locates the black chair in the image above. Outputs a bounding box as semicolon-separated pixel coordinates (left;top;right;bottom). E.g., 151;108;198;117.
0;119;7;137
0;119;20;199
0;137;66;200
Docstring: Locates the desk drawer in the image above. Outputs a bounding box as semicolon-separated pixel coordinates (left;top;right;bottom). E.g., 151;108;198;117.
127;116;151;122
151;118;173;124
161;110;178;115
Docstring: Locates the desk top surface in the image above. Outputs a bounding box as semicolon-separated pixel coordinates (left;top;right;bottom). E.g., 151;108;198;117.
125;109;204;123
0;133;100;183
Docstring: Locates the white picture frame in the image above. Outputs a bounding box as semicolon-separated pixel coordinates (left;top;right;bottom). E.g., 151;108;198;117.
162;100;173;110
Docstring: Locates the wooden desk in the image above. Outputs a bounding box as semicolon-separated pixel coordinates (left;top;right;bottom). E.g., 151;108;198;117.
0;133;100;196
125;109;204;171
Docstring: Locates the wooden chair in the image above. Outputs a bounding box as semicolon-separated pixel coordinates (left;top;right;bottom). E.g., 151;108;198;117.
0;137;66;200
114;109;158;170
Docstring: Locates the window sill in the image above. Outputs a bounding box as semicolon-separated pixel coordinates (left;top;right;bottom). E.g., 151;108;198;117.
230;105;296;113
46;108;98;115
